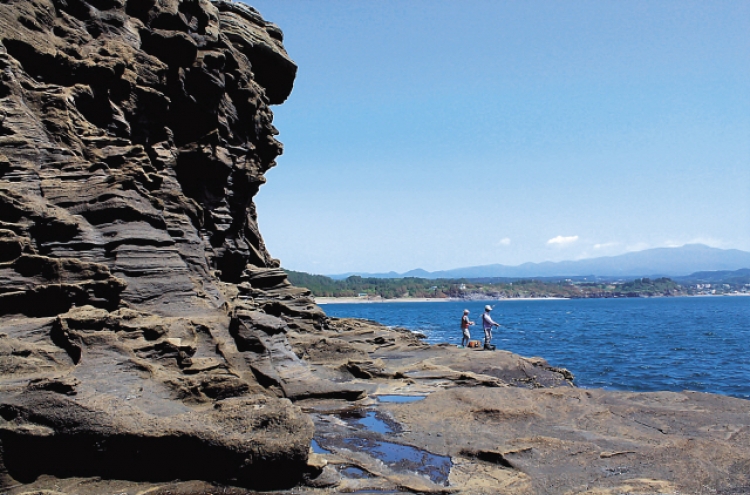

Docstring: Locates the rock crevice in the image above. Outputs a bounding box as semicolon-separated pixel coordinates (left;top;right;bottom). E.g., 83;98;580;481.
0;0;324;490
2;2;749;494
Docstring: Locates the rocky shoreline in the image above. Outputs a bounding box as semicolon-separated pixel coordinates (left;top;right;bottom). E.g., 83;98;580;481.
0;1;748;494
8;313;750;494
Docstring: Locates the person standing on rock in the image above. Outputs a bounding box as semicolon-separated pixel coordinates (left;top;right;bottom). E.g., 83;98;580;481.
481;305;500;350
460;309;475;347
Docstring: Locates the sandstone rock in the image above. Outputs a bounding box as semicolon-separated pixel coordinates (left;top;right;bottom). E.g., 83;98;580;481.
1;394;312;486
290;318;750;495
229;309;365;401
0;0;334;491
2;1;749;494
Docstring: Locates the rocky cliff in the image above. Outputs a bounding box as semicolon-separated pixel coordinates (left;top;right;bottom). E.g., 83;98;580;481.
2;2;750;495
0;0;358;490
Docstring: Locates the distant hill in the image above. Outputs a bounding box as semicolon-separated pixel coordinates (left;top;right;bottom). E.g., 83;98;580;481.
328;244;750;280
674;268;750;285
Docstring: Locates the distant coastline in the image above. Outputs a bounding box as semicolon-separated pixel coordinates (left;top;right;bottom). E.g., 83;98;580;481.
316;297;452;304
315;293;749;305
318;296;574;304
289;269;750;302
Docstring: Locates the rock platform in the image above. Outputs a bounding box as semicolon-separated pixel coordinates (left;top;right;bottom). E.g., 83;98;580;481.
0;1;748;494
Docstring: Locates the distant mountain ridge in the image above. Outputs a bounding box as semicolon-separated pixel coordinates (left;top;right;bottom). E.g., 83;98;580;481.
328;244;750;280
673;268;750;285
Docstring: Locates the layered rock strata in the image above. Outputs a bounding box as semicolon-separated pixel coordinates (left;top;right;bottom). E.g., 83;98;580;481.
0;0;352;490
1;1;749;494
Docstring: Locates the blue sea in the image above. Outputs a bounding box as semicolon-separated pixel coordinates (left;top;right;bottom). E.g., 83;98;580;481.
322;297;750;400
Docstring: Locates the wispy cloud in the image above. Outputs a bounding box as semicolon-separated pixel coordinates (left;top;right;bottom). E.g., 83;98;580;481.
495;237;511;246
547;235;578;246
593;242;619;250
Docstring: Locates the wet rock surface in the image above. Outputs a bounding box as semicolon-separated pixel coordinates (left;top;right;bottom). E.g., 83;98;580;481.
0;1;748;494
285;318;750;495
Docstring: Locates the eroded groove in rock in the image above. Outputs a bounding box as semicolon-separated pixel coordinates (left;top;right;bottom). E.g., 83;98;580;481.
1;2;745;494
0;0;328;491
0;395;312;489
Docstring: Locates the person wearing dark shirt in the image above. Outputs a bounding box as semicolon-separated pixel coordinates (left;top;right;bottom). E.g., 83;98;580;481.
460;309;475;347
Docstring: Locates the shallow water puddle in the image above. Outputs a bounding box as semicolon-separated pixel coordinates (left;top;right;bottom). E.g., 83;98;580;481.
338;409;395;434
342;438;451;485
375;395;426;403
311;394;450;486
311;439;331;454
340;465;372;479
358;411;393;434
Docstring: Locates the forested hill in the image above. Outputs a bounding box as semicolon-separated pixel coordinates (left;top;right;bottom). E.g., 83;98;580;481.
283;270;737;299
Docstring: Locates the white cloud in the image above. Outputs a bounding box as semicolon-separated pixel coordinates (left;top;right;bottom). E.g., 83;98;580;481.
495;237;511;246
593;242;619;250
547;235;579;246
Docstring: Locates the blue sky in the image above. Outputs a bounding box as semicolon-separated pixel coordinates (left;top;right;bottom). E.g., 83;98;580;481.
246;0;750;275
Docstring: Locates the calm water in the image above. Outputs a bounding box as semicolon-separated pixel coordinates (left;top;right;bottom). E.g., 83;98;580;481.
323;297;750;400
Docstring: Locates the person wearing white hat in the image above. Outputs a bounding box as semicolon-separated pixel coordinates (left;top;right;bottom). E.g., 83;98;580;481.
459;309;475;348
481;305;500;350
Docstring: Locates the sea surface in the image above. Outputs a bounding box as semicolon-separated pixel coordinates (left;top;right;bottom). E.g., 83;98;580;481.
322;297;750;400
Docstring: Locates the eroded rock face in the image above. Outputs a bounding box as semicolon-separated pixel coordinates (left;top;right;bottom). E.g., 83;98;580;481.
0;0;300;314
0;0;332;490
3;2;748;494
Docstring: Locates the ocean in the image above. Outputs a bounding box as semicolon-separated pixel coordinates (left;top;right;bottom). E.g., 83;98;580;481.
322;296;750;400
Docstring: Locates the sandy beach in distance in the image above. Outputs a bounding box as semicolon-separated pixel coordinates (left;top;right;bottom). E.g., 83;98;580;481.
314;296;568;304
315;297;452;304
